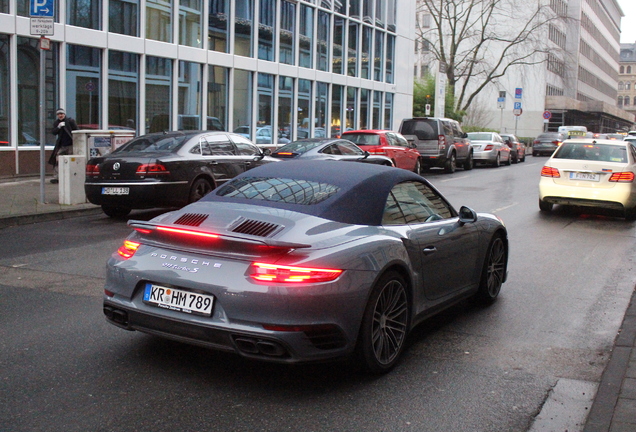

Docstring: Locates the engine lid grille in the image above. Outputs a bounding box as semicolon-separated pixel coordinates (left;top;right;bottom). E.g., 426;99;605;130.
230;217;283;238
174;213;209;227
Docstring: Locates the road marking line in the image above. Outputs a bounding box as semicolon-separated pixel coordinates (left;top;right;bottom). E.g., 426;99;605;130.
492;202;518;212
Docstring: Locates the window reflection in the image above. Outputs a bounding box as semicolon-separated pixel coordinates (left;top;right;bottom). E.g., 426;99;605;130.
333;16;344;74
257;73;274;142
67;44;101;129
0;35;10;146
299;5;313;68
235;0;254;57
179;0;202;47
331;84;342;138
109;51;139;132
297;79;311;138
315;82;328;138
280;1;296;65
316;10;330;72
347;22;358;77
209;0;229;53
147;0;172;43
233;69;252;132
279;76;293;141
68;0;101;29
208;66;228;131
110;0;138;36
178;61;202;130
146;56;172;133
258;0;275;61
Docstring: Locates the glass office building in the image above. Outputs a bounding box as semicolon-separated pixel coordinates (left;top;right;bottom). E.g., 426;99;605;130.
0;0;415;176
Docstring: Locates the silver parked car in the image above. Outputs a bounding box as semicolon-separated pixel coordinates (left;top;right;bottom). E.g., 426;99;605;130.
467;132;512;167
103;161;508;373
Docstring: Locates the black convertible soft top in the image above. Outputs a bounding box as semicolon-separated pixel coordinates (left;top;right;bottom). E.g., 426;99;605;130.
203;160;443;226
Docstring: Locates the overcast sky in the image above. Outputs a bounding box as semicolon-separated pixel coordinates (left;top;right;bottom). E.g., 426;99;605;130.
619;0;636;43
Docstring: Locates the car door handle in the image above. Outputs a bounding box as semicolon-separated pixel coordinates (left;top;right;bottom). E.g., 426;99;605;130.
422;246;437;255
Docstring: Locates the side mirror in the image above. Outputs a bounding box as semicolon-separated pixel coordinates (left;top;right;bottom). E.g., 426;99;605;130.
363;150;370;158
462;132;468;138
263;148;272;156
458;206;477;224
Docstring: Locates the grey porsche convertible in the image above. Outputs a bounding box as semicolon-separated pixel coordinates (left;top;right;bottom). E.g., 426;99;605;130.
103;160;508;373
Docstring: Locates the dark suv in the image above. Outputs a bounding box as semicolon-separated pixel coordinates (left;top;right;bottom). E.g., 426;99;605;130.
398;117;472;173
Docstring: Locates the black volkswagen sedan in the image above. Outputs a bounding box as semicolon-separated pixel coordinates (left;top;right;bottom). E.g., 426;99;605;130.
271;138;394;165
85;131;278;217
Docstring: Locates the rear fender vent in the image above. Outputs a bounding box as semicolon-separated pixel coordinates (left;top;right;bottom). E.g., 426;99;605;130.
230;217;283;238
174;213;209;227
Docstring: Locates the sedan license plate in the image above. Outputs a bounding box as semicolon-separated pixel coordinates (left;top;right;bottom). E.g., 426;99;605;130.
569;172;599;182
102;187;130;195
143;283;214;316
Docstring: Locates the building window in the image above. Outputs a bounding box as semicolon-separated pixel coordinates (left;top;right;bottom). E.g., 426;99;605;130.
333;16;344;74
235;0;254;57
209;0;229;53
618;96;623;106
280;1;296;65
233;69;253;132
279;76;294;140
359;88;369;129
179;0;203;48
257;73;274;139
628;66;633;74
374;30;384;81
315;81;328;136
178;61;202;129
146;56;172;133
0;35;8;146
349;0;360;19
68;0;101;29
375;0;385;28
258;0;275;61
108;51;139;132
299;4;314;68
619;81;624;91
384;92;393;129
627;82;632;91
347;22;359;77
372;90;381;129
362;0;372;24
625;97;631;106
207;65;228;130
387;0;396;32
346;86;357;130
0;0;7;13
386;34;394;83
110;0;138;36
361;26;372;79
331;84;343;137
146;0;172;43
620;66;625;74
297;79;311;138
67;44;101;129
316;10;330;72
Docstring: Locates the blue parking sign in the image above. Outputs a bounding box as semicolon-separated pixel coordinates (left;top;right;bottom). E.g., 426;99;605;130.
514;102;522;110
30;0;54;17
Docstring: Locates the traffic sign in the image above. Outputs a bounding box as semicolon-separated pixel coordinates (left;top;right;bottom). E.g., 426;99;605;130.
515;88;523;99
30;0;54;17
543;110;552;120
30;18;54;35
514;102;522;110
513;108;522;116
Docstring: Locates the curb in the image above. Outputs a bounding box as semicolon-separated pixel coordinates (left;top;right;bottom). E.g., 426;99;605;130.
0;207;103;230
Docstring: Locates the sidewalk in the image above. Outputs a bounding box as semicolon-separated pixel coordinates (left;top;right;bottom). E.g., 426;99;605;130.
0;175;635;431
0;175;101;229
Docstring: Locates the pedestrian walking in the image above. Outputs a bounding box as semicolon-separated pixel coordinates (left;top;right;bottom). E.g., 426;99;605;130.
48;108;78;184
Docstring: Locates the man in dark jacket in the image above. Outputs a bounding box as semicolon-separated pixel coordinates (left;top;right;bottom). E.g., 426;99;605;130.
48;108;78;184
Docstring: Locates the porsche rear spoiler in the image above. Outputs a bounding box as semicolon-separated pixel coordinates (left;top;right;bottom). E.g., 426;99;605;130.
128;220;311;250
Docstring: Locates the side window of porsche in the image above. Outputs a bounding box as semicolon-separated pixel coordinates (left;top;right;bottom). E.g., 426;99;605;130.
383;181;452;224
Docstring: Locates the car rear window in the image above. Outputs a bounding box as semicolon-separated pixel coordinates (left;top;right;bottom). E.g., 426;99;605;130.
342;134;381;145
467;133;492;141
554;143;627;163
216;177;340;205
116;135;188;153
400;120;438;140
275;140;322;154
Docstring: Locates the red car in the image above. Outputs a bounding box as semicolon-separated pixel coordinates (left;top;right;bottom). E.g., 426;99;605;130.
341;130;422;174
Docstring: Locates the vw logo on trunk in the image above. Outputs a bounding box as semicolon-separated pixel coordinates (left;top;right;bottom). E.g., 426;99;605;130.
113;162;121;170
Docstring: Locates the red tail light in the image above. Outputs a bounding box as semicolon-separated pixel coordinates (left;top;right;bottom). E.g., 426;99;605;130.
117;240;140;259
609;172;635;182
250;262;343;283
553;141;563;146
541;166;560;178
533;140;540;144
86;164;100;176
136;163;170;176
368;149;387;155
484;144;494;151
155;226;219;239
438;135;446;150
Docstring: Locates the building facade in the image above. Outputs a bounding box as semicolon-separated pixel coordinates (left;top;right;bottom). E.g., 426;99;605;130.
413;0;634;138
618;42;636;121
0;0;416;177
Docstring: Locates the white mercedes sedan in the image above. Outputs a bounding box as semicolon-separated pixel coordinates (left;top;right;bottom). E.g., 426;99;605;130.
539;138;636;219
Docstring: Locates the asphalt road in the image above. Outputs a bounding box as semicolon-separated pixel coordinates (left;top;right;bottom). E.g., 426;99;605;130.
1;157;635;431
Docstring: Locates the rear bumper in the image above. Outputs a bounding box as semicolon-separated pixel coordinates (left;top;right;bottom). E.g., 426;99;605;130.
539;178;636;210
85;181;189;208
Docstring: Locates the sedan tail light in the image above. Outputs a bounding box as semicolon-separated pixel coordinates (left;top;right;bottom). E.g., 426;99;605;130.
367;149;388;156
541;166;560;178
609;172;635;182
484;144;494;151
86;164;100;176
136;163;170;176
249;262;343;283
533;140;540;144
552;141;563;146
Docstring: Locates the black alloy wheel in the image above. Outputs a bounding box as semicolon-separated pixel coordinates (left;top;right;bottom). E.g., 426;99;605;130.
475;235;506;304
444;152;457;173
492;153;500;168
189;178;213;203
463;152;474;170
357;272;410;374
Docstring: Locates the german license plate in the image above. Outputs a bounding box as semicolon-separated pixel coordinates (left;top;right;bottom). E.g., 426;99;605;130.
102;187;130;195
143;283;214;316
570;172;599;182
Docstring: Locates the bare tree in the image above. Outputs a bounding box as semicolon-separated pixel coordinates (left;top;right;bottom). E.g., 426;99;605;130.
417;0;563;113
